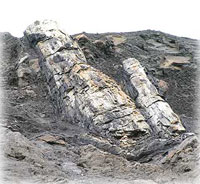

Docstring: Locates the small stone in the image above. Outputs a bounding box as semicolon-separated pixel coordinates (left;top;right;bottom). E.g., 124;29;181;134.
29;58;40;73
74;34;90;45
34;163;43;168
40;113;45;118
37;134;66;145
17;67;32;78
25;89;37;97
183;166;192;172
158;79;168;94
93;40;105;49
19;54;29;64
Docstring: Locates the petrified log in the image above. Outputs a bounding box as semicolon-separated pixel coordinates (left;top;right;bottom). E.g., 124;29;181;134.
24;20;150;141
123;58;185;137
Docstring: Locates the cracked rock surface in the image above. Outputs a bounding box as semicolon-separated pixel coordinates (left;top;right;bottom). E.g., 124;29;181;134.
0;20;199;184
122;58;185;137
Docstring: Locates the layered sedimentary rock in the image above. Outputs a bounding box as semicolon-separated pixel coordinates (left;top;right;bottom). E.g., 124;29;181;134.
123;58;185;137
24;20;150;141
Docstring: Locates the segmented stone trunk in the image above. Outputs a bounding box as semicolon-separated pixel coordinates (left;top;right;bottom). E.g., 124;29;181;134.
24;20;151;141
122;58;185;137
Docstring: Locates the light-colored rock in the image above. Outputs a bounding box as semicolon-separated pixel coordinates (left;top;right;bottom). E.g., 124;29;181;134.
18;54;29;64
74;34;90;43
157;79;168;95
123;58;185;137
146;39;179;54
93;40;106;48
106;35;127;45
29;58;40;73
160;56;190;70
17;64;32;87
17;66;32;78
24;20;151;142
17;56;40;87
37;134;66;145
25;89;37;97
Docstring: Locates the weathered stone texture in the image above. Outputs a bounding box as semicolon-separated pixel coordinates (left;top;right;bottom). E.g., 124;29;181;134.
24;20;150;140
123;58;185;137
2;21;199;183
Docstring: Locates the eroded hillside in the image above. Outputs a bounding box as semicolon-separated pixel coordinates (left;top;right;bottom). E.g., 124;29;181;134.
0;20;199;184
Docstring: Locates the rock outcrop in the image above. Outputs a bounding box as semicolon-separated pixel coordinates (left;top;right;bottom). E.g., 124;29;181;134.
123;58;185;137
23;20;188;143
1;20;199;184
24;20;151;143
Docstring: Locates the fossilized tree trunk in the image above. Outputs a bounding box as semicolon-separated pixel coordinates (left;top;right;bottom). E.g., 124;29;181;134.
24;20;150;141
123;58;185;137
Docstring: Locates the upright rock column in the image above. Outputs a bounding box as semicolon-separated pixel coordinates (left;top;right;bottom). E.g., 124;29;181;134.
123;58;185;137
24;20;151;141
